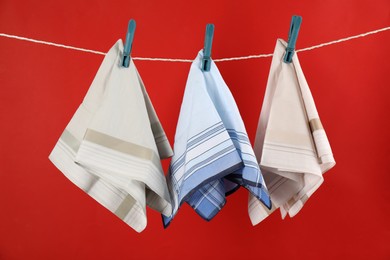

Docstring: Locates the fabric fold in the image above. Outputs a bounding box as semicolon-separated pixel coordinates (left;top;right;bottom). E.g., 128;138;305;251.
49;39;172;233
163;51;271;227
249;39;336;225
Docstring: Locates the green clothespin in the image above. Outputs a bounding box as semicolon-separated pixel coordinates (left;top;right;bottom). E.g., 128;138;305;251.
202;24;215;71
283;15;302;63
122;19;136;68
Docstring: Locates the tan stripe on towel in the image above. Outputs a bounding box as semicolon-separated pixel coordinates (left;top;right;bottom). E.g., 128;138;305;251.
309;118;323;132
115;195;137;219
287;194;309;209
60;129;81;152
83;129;161;169
301;194;309;204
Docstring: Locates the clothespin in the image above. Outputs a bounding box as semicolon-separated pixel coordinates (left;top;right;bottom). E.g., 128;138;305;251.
122;19;136;68
201;24;215;71
283;15;302;63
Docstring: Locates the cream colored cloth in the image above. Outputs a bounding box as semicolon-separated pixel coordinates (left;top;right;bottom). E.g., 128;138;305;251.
249;39;336;225
49;40;172;232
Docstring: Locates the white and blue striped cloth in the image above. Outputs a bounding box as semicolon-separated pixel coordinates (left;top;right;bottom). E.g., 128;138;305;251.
163;51;271;226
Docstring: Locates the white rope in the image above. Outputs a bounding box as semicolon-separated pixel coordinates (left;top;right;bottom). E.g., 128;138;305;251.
214;53;273;62
0;33;106;55
1;26;389;62
132;57;193;62
296;26;390;53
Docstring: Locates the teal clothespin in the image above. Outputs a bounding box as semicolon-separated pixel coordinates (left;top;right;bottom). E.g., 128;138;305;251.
202;24;215;71
283;15;302;63
122;19;136;68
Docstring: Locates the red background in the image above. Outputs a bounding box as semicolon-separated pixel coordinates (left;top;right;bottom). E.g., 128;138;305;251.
0;1;389;259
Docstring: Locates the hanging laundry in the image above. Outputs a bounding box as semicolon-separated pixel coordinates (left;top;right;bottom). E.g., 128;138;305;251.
163;50;271;227
49;39;173;233
248;39;336;225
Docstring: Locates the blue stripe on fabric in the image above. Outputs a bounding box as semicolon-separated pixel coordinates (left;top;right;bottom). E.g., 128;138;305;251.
227;163;265;189
228;135;251;146
163;150;242;227
229;143;258;162
171;122;225;174
246;185;272;209
192;181;225;209
182;142;235;182
187;179;226;221
226;129;250;138
242;160;260;168
162;213;173;228
179;150;243;203
192;199;225;221
187;123;225;149
170;129;227;175
240;165;261;185
229;136;250;145
225;129;271;207
224;173;271;209
188;121;223;143
165;122;272;227
227;129;251;142
172;141;235;191
187;128;226;153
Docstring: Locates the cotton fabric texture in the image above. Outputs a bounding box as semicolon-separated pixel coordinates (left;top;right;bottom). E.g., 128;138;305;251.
163;51;271;227
49;40;173;233
249;39;336;225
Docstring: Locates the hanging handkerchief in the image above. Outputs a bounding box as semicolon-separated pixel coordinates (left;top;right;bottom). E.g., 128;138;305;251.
49;40;173;233
249;39;336;225
163;51;271;227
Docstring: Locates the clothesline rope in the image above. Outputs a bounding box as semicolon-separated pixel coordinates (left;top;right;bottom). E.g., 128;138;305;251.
1;26;389;62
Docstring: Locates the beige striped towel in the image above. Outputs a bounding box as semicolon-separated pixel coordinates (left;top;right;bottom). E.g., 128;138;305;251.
249;39;336;225
49;39;172;232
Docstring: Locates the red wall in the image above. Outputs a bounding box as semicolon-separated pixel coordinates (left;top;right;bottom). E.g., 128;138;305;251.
0;1;389;259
